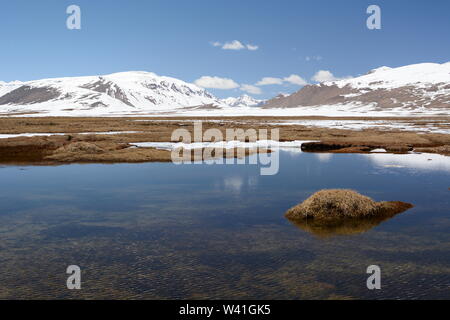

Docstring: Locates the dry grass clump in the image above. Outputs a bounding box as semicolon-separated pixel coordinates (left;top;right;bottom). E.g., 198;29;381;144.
301;142;415;154
414;145;450;155
55;142;105;154
0;136;67;163
46;147;173;163
286;189;413;221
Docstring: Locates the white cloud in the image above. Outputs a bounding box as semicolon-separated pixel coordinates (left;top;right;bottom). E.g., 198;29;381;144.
194;76;263;94
246;44;259;51
311;70;353;82
283;74;308;86
211;40;259;51
194;76;240;90
255;74;307;87
240;84;262;95
311;70;336;82
256;77;284;86
222;40;246;50
311;70;339;82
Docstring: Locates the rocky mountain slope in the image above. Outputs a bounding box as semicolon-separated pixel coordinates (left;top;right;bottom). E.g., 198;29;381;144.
263;62;450;115
0;71;221;116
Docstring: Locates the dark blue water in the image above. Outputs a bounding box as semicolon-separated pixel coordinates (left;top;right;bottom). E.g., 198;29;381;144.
0;151;449;299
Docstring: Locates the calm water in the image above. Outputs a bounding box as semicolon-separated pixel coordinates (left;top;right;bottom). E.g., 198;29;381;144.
0;151;449;299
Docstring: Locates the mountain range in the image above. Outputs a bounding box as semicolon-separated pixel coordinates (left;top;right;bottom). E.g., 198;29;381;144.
0;62;449;116
263;62;450;115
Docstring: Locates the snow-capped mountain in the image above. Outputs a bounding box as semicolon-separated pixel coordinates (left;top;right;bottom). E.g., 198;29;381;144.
0;71;222;116
1;62;449;117
221;95;265;108
263;62;450;115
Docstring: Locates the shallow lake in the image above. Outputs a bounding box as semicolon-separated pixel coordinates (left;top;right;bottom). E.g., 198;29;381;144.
0;151;449;299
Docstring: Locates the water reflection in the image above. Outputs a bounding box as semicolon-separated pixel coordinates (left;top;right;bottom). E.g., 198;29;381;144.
223;176;244;193
315;153;333;162
361;152;450;172
287;214;403;238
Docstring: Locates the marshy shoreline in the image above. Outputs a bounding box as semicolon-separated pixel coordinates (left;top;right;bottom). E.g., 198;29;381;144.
0;116;449;165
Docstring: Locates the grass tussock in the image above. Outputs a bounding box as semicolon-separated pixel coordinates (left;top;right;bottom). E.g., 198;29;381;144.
415;145;450;155
56;142;105;154
285;189;413;221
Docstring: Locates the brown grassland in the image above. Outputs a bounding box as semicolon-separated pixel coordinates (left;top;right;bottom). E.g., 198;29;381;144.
0;116;449;164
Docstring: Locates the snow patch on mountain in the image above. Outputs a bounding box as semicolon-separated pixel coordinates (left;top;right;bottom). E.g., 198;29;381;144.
0;71;222;115
261;62;450;116
330;62;450;89
1;63;449;117
221;95;264;107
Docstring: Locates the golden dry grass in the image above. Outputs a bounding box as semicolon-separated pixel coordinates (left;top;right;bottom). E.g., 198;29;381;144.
55;142;105;154
285;189;413;221
414;145;450;155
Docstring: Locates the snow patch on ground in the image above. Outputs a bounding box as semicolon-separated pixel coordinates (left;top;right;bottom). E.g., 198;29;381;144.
268;119;450;134
3;102;449;118
361;152;450;172
130;119;450;134
131;140;317;151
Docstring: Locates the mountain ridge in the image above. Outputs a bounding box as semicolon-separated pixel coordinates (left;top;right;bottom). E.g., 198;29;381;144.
0;71;221;115
263;62;450;113
0;62;449;116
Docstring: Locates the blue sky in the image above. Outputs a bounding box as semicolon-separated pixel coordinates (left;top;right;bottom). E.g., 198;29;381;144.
0;0;449;99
